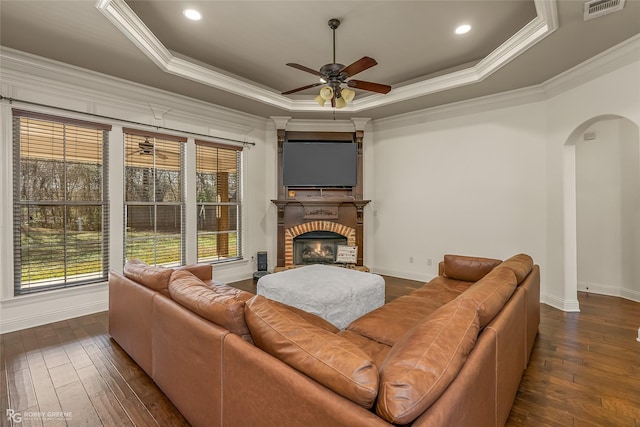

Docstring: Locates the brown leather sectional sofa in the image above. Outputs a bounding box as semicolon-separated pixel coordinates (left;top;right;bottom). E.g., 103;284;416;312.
109;254;539;427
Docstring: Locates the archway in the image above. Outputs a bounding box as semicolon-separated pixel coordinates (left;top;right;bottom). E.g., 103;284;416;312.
563;115;640;311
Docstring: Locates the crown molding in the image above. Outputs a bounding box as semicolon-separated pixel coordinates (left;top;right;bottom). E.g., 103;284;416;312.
542;33;640;99
373;34;639;131
0;47;268;135
373;86;547;131
285;119;356;133
96;0;558;114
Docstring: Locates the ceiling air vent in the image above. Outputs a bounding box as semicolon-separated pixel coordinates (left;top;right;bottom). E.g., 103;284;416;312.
584;0;625;20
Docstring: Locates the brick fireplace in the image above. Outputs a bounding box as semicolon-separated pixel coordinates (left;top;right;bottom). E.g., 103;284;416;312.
286;221;356;265
272;198;369;267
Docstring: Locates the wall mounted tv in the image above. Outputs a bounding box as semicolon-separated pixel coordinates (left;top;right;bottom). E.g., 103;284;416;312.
283;141;357;187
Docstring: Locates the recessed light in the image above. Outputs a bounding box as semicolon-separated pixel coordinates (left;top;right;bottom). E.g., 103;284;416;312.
183;9;202;21
455;24;471;35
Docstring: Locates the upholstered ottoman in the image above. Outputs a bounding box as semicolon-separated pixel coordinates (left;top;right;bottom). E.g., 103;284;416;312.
257;264;385;329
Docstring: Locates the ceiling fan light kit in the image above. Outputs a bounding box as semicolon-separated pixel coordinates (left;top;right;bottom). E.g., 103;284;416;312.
282;18;391;109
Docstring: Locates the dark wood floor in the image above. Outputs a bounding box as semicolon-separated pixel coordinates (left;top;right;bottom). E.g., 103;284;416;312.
1;276;639;426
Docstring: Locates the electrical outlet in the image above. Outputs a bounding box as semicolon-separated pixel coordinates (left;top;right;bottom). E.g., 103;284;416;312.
409;257;414;263
427;258;433;266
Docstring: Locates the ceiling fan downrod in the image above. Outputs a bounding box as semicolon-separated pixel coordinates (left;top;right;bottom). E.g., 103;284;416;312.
328;18;340;64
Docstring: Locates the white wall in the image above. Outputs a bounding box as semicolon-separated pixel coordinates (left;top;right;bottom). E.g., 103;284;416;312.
0;48;269;333
371;102;547;282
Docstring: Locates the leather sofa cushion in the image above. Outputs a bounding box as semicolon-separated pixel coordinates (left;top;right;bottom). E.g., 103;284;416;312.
123;259;172;295
244;295;379;409
336;330;392;369
376;297;480;425
282;303;340;333
347;295;444;346
500;253;534;284
443;254;502;282
409;276;471;301
460;266;518;328
175;263;213;282
168;270;253;342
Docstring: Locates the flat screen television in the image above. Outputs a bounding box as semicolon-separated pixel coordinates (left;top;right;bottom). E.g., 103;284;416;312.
283;141;357;187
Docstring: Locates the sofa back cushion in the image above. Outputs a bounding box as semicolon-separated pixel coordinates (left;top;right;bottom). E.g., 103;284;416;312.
376;298;479;425
460;266;518;328
443;255;502;282
175;263;213;282
244;295;379;409
500;253;534;284
123;259;172;295
168;270;253;342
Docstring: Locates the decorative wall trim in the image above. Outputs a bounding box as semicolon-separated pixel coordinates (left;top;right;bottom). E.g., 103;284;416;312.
0;299;108;334
543;34;640;100
578;281;640;304
541;292;581;312
0;47;267;136
373;267;434;284
0;284;109;333
374;35;640;131
97;0;558;113
621;288;640;304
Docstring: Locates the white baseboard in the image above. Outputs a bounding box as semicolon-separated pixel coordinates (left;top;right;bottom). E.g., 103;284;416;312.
541;292;581;312
0;283;109;333
577;281;620;297
370;267;434;283
0;299;108;334
621;288;640;303
578;281;640;303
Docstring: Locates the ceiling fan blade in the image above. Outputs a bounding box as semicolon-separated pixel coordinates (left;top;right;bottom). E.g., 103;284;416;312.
286;63;324;78
282;83;323;95
341;57;377;78
347;79;392;94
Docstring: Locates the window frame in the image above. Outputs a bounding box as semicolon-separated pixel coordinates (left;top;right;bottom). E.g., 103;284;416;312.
195;140;243;264
123;128;187;267
12;109;111;295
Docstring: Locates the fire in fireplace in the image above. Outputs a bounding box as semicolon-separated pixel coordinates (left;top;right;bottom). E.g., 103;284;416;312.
293;231;347;265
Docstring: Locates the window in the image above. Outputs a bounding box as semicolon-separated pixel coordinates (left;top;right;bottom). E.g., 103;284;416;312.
123;129;185;266
196;141;242;263
13;110;111;294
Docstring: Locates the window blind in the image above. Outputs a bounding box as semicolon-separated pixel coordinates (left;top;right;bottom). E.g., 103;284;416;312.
123;129;186;267
195;140;243;263
12;109;111;294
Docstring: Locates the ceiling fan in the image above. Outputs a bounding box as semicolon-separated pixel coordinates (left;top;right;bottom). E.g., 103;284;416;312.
282;18;391;108
126;137;168;160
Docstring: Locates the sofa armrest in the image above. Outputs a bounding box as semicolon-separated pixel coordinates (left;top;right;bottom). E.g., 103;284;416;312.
108;271;155;376
442;255;502;282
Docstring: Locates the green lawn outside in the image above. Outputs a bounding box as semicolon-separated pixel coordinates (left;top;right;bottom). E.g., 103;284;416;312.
19;228;238;284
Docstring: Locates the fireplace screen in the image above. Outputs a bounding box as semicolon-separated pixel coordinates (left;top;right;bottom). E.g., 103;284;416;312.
293;231;348;265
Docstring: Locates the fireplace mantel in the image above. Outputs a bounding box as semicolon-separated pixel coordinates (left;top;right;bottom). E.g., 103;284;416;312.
272;127;370;267
271;198;371;208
